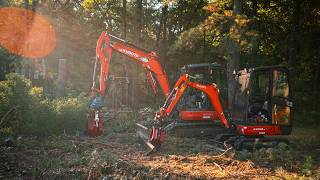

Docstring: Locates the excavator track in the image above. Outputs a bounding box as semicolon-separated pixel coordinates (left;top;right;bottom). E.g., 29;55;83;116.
136;121;289;154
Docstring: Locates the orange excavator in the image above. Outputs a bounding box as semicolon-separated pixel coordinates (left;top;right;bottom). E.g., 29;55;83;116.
87;32;293;151
137;65;293;153
87;32;170;136
137;72;229;151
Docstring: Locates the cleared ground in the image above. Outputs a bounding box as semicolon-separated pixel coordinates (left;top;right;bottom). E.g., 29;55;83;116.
1;113;320;179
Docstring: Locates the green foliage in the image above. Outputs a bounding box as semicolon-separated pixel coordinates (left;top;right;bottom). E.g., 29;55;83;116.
300;155;313;176
1;0;319;127
0;73;90;137
104;112;140;133
100;149;118;164
23;94;89;136
0;73;32;135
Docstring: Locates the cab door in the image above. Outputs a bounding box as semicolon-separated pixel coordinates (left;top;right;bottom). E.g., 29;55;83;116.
247;70;272;124
271;68;292;134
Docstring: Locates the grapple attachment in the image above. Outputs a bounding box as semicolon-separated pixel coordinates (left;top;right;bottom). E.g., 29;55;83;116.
87;109;103;136
136;123;164;154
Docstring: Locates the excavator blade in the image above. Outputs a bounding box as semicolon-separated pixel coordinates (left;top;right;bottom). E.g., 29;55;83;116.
136;123;156;154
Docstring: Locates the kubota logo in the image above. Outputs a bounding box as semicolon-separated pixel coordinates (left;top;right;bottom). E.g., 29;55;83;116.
253;128;265;131
119;49;139;58
196;84;206;89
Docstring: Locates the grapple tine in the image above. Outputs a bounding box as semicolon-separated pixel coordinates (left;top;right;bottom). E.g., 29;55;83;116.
136;123;156;154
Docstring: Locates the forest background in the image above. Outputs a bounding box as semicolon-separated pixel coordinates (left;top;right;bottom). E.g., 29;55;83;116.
0;0;319;136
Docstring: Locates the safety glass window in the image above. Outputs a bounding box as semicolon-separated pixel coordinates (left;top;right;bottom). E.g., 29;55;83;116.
251;71;269;100
273;70;289;98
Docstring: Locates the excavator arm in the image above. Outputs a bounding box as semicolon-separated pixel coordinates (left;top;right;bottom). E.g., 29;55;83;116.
155;74;229;127
93;32;170;97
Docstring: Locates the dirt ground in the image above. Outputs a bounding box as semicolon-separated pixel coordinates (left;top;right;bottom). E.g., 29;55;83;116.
1;114;320;179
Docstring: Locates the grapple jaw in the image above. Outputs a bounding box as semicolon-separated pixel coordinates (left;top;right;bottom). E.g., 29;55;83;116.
136;123;164;154
87;109;103;136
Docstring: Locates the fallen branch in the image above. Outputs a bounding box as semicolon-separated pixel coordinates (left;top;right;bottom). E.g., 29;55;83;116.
211;147;233;158
213;162;223;171
0;106;18;126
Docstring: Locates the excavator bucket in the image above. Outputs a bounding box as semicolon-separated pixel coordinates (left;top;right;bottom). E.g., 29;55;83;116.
136;123;164;154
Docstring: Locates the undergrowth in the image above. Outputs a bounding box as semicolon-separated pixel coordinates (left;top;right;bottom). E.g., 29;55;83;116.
0;73;89;137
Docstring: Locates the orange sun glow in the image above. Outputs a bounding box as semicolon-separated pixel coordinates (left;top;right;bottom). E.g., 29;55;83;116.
0;7;56;58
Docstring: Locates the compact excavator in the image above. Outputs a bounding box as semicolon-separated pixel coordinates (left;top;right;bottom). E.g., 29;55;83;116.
137;65;293;153
87;32;170;136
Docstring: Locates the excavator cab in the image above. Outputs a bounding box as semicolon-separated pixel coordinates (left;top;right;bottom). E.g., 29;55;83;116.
177;63;228;121
232;66;293;137
179;63;227;99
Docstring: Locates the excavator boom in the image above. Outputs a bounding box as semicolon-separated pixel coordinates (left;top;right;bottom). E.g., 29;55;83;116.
94;32;170;97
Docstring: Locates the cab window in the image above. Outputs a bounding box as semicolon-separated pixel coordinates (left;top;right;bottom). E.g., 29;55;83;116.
251;71;269;100
273;70;289;98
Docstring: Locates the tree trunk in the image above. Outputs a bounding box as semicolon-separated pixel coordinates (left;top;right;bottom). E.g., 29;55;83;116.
24;0;29;9
312;56;319;108
31;0;38;11
122;0;127;39
233;0;242;14
156;20;162;48
57;59;67;97
252;0;258;17
160;4;168;58
41;58;49;94
227;0;242;109
162;5;168;44
227;45;240;109
203;29;206;59
135;0;143;44
288;0;301;69
156;3;168;49
288;0;301;100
